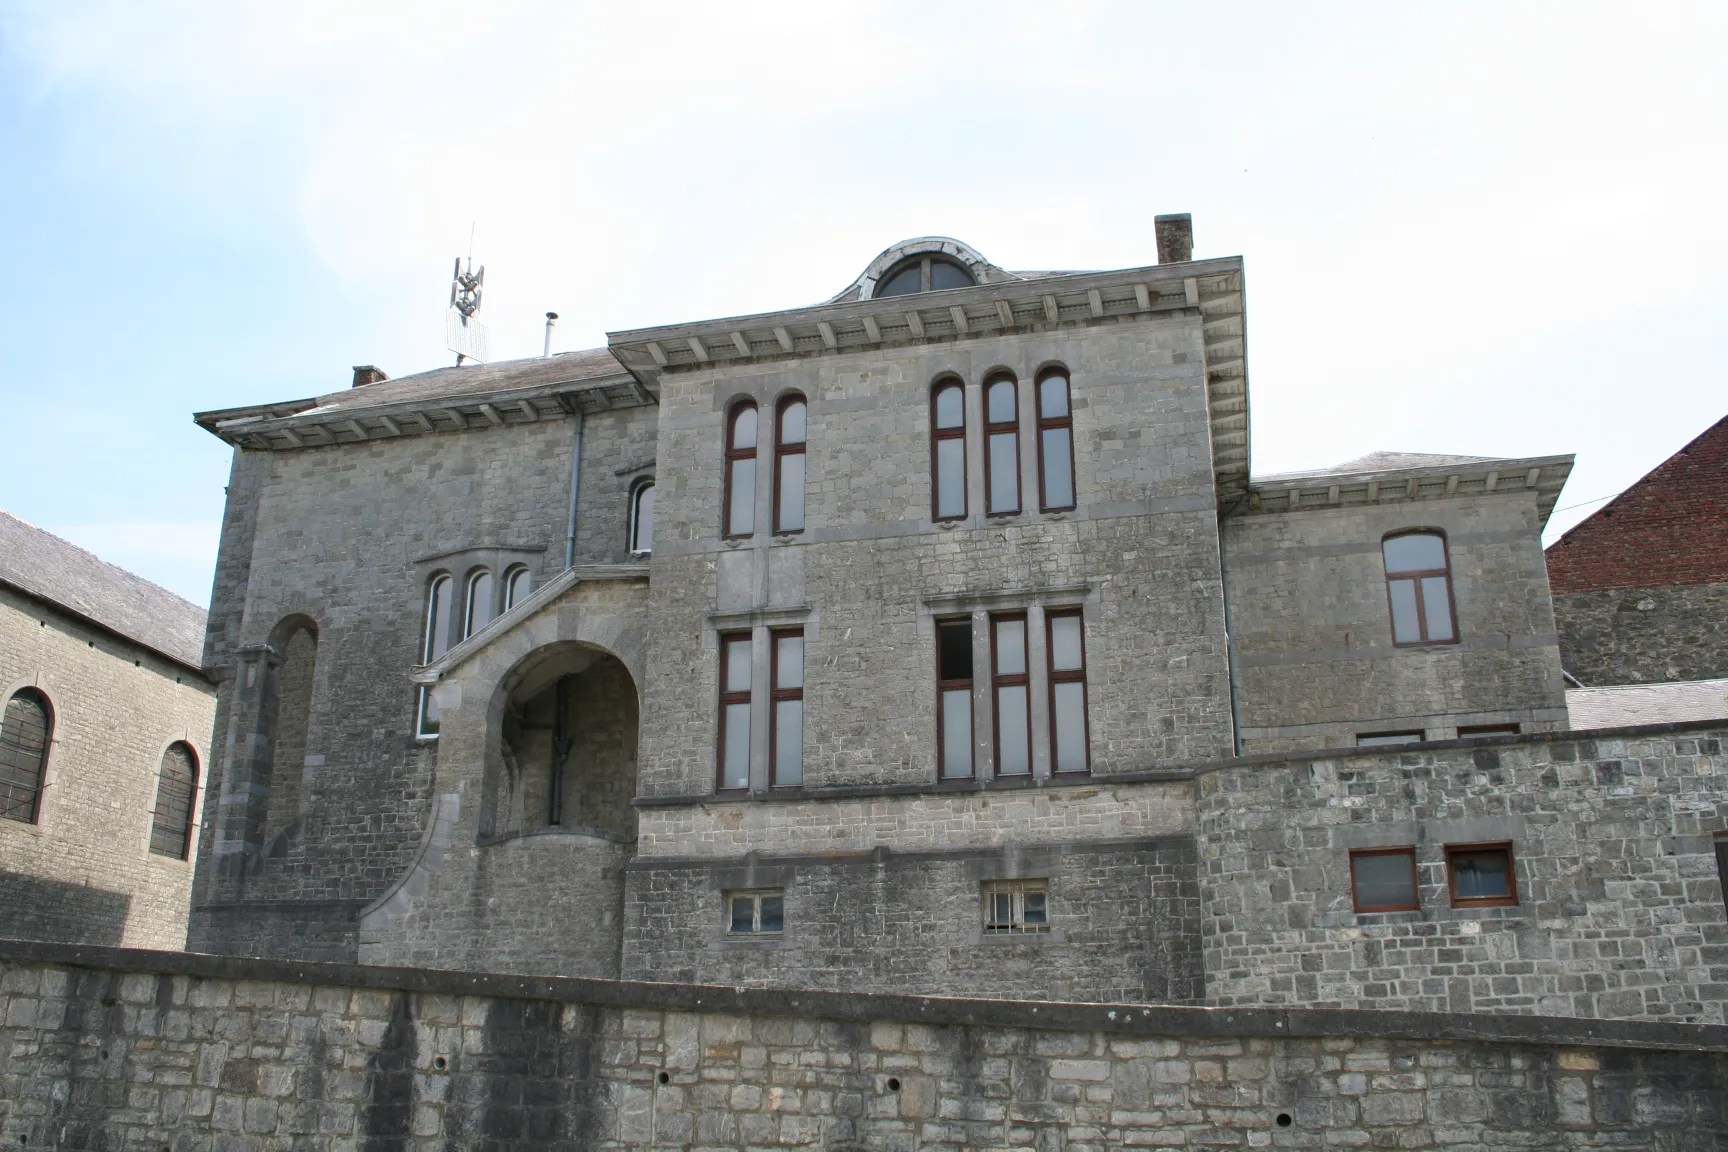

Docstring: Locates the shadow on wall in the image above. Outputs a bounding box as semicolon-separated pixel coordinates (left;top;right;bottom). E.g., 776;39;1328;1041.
0;870;131;946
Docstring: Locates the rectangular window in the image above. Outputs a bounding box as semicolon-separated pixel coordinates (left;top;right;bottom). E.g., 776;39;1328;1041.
991;614;1031;776
771;628;804;788
984;377;1020;515
717;632;752;791
1350;848;1419;912
1458;724;1519;739
931;382;967;520
982;879;1050;934
937;618;974;779
1357;731;1424;746
1036;372;1075;511
1046;610;1089;773
1446;842;1518;908
1382;533;1456;645
727;889;784;934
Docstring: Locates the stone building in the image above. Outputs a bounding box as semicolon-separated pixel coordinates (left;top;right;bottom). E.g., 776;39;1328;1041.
184;225;1727;1025
0;510;216;948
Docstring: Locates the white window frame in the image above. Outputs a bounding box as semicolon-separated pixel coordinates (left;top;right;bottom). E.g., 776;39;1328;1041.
982;878;1050;935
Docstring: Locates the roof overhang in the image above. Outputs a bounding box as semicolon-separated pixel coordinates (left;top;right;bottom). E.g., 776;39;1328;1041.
1245;454;1575;526
607;257;1251;509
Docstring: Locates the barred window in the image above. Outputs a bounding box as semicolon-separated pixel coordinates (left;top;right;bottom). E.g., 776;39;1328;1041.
0;688;51;824
983;879;1049;934
150;742;198;859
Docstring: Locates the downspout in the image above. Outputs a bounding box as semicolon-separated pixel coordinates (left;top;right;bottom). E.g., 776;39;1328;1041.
1218;514;1244;757
564;407;584;568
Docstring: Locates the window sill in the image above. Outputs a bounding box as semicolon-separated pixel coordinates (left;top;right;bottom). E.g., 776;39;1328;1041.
974;927;1066;944
714;933;788;950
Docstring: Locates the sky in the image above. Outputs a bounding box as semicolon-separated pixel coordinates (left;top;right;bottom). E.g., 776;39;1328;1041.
0;1;1723;605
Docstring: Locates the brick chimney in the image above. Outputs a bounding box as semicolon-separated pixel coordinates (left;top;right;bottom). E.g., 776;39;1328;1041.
352;365;389;388
1155;214;1193;264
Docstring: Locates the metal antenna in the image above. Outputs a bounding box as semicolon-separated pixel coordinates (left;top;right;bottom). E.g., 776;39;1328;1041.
446;234;489;366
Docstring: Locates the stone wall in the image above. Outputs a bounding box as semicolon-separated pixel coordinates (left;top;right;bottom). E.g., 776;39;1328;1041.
2;940;1725;1151
1197;724;1728;1023
1554;582;1728;685
0;586;216;951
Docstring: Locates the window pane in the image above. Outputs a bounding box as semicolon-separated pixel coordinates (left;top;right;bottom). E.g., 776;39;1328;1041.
780;400;806;444
778;453;805;532
996;685;1030;775
776;635;803;689
936;438;966;518
941;690;973;778
1053;682;1088;772
934;385;964;429
987;380;1016;423
1;691;49;823
994;617;1026;676
467;571;494;636
730;896;755;933
721;702;751;789
1040;427;1074;508
929;259;974;290
1357;732;1422;746
728;459;756;535
633;486;655;552
419;687;440;736
775;700;803;786
1039;375;1069;419
1388;578;1421;643
1421;576;1454;640
1023;890;1047;925
1453;851;1510;899
758;895;784;932
877;263;923;298
938;621;973;681
991;891;1013;926
1383;533;1445;574
724;638;753;692
1352;853;1416;909
506;568;532;609
988;432;1019;512
731;406;757;450
1049;615;1084;671
425;577;451;661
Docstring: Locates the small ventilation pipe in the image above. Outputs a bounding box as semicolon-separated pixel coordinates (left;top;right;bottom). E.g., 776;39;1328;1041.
543;312;558;359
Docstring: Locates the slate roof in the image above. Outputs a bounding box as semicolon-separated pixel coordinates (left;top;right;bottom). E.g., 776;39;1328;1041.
293;348;627;419
1257;451;1505;483
1566;678;1728;730
0;510;208;671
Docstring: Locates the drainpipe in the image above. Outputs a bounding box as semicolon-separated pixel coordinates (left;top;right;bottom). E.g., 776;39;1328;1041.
1218;516;1244;756
564;407;584;568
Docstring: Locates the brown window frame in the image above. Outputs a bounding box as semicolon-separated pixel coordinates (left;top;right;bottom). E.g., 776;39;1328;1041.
723;400;759;540
983;374;1021;516
1444;841;1518;908
1458;724;1519;739
149;742;199;860
990;612;1032;777
1035;367;1076;513
716;630;752;793
0;687;53;825
1046;609;1090;774
773;394;807;536
769;627;804;789
930;378;968;522
1383;530;1459;647
1349;847;1420;913
936;616;975;780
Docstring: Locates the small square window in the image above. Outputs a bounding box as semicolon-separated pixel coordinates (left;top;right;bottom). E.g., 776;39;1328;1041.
1357;730;1424;747
726;889;784;934
1445;843;1517;908
982;879;1050;934
1350;848;1419;913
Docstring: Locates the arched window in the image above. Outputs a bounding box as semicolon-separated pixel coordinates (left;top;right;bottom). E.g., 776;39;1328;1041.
775;395;807;534
504;565;533;610
464;569;495;638
150;742;198;859
1036;368;1076;511
1383;532;1457;645
630;482;655;553
876;255;976;298
931;379;967;521
418;575;453;736
0;688;51;824
984;374;1020;515
723;401;758;538
264;621;317;843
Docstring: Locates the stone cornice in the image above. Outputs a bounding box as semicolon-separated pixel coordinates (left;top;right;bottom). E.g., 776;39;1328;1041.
1244;454;1576;526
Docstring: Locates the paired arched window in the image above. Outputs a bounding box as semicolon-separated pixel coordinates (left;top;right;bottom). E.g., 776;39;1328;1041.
464;569;495;638
723;401;758;538
1036;368;1075;512
0;688;51;824
1383;531;1457;645
504;565;533;610
630;482;655;553
876;255;976;298
150;742;198;859
418;574;454;736
984;374;1021;515
775;395;806;534
931;379;967;520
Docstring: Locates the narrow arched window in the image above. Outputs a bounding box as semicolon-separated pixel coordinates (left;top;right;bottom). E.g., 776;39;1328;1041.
418;575;453;736
150;742;198;859
464;569;495;638
723;401;758;538
775;395;807;534
504;565;532;611
984;374;1020;515
1383;532;1457;645
1036;368;1076;512
931;379;967;521
630;482;655;553
0;688;51;824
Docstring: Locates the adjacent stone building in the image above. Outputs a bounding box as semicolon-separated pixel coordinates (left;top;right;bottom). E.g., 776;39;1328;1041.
0;510;216;948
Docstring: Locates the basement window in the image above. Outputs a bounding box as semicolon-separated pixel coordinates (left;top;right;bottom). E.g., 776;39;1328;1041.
1357;731;1424;747
1458;724;1519;739
1446;842;1518;908
727;889;784;934
983;879;1050;934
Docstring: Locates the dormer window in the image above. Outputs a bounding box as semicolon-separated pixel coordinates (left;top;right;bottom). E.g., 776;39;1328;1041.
876;255;976;298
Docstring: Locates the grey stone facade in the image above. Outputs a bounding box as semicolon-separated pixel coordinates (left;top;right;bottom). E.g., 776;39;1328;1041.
1554;582;1728;686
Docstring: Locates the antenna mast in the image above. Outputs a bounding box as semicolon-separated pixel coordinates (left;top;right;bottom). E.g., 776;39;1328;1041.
446;238;488;365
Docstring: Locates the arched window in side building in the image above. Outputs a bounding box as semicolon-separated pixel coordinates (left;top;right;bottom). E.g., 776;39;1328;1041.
775;395;806;534
0;688;51;824
931;378;967;521
724;401;758;538
1382;531;1457;645
418;575;453;736
630;481;655;553
464;568;495;638
150;742;198;859
504;565;533;611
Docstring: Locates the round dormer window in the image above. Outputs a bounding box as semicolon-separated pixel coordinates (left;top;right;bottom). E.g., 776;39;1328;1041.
874;255;976;298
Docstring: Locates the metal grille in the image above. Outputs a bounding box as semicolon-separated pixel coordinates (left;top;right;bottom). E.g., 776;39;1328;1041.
150;742;198;858
0;690;49;823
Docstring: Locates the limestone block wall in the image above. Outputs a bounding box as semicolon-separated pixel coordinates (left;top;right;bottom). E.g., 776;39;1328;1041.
1554;582;1728;685
1224;493;1569;752
0;587;215;950
1196;725;1728;1022
1;942;1724;1151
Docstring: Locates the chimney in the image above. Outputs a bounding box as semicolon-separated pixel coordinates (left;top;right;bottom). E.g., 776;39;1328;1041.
1155;214;1193;264
352;365;389;388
